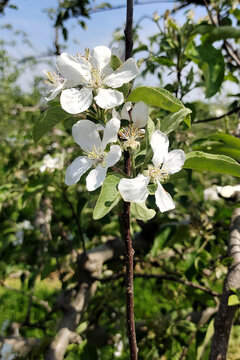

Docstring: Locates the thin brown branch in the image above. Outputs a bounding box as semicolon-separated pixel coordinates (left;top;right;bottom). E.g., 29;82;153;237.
193;106;240;124
96;272;220;297
62;190;86;253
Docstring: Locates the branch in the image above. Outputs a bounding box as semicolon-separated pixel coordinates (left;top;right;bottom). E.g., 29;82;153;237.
193;106;240;124
96;272;220;297
210;208;240;360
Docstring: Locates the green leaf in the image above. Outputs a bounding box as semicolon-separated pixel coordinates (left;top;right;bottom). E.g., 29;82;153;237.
193;134;240;162
110;55;122;70
146;116;155;148
127;87;184;112
130;202;156;221
203;26;240;44
197;44;225;98
196;319;214;360
160;107;192;134
152;57;175;67
33;106;71;143
185;43;225;97
228;294;240;306
93;174;122;220
184;151;240;177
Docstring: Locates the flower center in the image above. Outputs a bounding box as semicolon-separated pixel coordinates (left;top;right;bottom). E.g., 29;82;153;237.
148;165;169;183
84;145;107;165
44;71;63;87
90;68;103;88
119;125;145;141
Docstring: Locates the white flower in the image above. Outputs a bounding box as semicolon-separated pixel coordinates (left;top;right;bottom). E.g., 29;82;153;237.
65;118;121;191
119;101;148;149
204;186;220;201
43;70;77;101
118;130;185;212
45;46;139;114
40;153;64;173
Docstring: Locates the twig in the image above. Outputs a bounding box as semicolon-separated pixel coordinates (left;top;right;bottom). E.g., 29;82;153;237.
120;2;138;359
62;190;86;253
95;272;220;297
193;106;240;124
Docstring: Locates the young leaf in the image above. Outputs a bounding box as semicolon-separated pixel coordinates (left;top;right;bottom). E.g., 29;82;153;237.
184;151;240;177
93;174;122;220
160;107;192;134
197;44;225;98
127;87;184;112
33;106;71;143
130;202;156;221
228;294;240;306
203;26;240;44
193;134;240;162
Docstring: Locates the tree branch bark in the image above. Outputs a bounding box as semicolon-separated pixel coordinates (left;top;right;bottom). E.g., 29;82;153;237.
210;208;240;360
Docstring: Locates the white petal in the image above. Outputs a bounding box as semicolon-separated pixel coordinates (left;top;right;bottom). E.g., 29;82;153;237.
118;174;150;203
95;88;124;109
162;149;185;175
90;46;111;72
101;118;121;149
57;53;91;84
65;156;94;185
45;81;65;101
72;120;101;152
105;145;122;167
112;108;121;120
151;130;169;166
120;102;132;121
104;58;139;88
132;101;148;128
60;87;93;114
155;182;175;213
86;164;107;191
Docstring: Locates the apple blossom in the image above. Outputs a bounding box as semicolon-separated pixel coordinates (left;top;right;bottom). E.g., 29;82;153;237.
65;118;121;191
118;130;185;212
44;46;139;114
118;101;148;149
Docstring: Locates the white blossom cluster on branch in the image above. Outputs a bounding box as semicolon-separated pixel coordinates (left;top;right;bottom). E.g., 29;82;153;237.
43;45;186;213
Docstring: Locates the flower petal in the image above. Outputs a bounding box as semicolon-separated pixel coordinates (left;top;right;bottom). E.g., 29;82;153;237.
65;156;94;185
72;120;101;152
104;58;139;88
101;118;121;149
45;81;65;101
155;182;175;213
120;102;132;121
151;130;169;166
86;164;107;191
132;101;148;128
90;46;111;72
57;52;91;84
105;145;122;167
162;149;185;175
118;174;150;203
60;87;93;114
95;88;124;109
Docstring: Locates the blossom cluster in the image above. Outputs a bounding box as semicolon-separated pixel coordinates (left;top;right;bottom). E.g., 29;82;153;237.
44;45;185;213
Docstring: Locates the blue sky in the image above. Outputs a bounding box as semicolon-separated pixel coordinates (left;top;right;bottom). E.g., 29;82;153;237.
1;0;207;95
